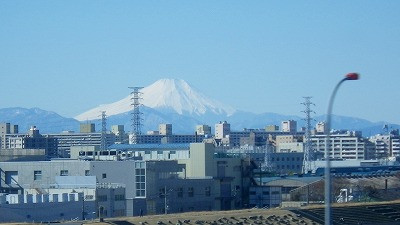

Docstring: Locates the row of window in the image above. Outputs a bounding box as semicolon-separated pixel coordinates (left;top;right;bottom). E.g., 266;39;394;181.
271;157;303;162
159;186;212;198
34;170;69;180
98;194;125;202
135;167;146;197
275;165;301;170
249;191;280;195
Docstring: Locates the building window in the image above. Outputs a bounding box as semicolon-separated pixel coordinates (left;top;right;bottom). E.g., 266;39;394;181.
34;171;42;180
60;170;68;176
85;170;90;176
135;165;146;197
86;195;94;200
188;187;194;197
5;171;18;184
205;186;211;197
159;187;165;198
102;173;107;179
115;194;125;201
97;195;108;202
177;187;183;198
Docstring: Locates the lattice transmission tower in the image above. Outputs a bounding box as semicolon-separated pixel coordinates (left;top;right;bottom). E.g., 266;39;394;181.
262;140;273;172
302;96;315;173
100;111;107;150
128;87;144;136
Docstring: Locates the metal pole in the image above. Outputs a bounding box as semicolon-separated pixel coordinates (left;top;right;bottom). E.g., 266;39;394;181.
82;193;85;220
325;72;361;224
325;78;346;225
164;186;167;214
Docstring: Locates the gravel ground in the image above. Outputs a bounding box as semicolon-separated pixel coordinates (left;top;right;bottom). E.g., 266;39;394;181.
85;208;317;225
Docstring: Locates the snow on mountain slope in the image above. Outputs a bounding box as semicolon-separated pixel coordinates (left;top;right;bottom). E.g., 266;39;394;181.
75;79;236;121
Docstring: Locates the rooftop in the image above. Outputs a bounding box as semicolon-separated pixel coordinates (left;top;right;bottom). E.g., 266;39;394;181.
108;143;191;150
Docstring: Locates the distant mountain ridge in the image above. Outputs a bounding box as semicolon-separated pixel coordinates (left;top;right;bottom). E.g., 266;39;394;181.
0;79;398;135
0;108;398;137
0;107;80;133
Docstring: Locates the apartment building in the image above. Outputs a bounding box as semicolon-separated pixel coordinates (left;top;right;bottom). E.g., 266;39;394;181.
47;131;116;157
311;131;366;160
369;130;400;159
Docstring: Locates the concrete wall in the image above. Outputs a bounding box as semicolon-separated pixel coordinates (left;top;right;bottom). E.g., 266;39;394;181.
249;186;282;208
0;199;96;222
185;143;214;177
0;160;90;192
0;149;46;162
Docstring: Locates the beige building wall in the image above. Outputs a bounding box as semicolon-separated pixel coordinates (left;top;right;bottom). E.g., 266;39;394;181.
265;125;279;132
275;135;302;144
159;124;172;135
196;125;211;136
179;143;247;210
215;121;230;139
80;123;95;133
276;142;304;153
111;125;124;135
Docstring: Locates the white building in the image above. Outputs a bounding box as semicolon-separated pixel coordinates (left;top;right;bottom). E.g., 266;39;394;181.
315;122;328;134
215;121;230;139
369;131;400;159
311;131;366;160
281;120;297;133
159;124;172;136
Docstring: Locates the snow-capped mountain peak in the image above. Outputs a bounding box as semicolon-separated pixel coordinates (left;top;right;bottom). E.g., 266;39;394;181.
74;78;236;121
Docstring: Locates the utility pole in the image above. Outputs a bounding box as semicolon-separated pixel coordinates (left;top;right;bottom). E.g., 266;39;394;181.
81;192;85;220
164;186;168;214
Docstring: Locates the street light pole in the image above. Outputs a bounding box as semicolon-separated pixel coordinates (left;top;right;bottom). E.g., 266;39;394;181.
325;73;359;225
164;186;167;215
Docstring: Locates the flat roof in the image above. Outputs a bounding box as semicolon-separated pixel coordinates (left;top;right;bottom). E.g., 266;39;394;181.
256;176;322;185
109;143;191;150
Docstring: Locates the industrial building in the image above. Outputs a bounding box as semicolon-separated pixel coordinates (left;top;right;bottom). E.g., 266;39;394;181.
0;143;253;221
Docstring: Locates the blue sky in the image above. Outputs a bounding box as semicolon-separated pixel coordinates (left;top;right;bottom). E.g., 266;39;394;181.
1;1;399;124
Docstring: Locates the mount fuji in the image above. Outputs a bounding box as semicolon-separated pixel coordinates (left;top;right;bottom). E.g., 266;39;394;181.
75;79;235;122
